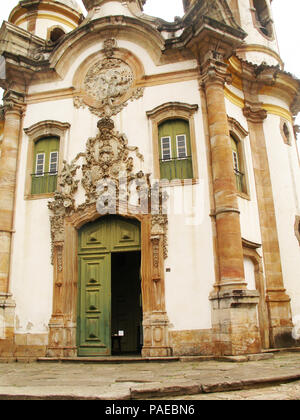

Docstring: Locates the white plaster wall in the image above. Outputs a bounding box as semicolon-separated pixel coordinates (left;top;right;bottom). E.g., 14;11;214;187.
262;114;300;319
244;256;256;290
259;94;290;109
10;74;217;334
28;38;197;95
10;98;76;335
244;51;279;67
10;137;53;335
121;81;216;330
35;16;76;39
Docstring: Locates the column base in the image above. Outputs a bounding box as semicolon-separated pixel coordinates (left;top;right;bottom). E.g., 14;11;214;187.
142;311;173;357
266;290;296;348
0;293;16;340
47;316;77;357
210;289;261;356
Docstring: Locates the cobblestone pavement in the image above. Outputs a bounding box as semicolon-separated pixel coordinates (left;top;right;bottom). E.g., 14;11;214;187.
165;380;300;400
0;352;300;399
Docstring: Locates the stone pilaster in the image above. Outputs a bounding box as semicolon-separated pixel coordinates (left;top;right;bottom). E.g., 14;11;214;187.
201;52;246;292
142;217;172;357
201;51;261;355
243;99;294;348
0;90;25;342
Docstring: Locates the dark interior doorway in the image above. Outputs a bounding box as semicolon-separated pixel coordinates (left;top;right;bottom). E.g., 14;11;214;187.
111;251;142;355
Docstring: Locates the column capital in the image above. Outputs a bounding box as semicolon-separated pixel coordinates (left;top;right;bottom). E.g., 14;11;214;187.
2;90;26;116
243;101;267;124
200;51;232;88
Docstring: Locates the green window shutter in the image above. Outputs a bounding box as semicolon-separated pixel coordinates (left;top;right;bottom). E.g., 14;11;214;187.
158;119;193;181
31;137;59;195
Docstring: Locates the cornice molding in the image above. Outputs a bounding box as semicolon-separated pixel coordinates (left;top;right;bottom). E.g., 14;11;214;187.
262;104;293;124
24;120;71;139
146;102;199;120
228;116;249;138
235;44;284;70
242;238;262;250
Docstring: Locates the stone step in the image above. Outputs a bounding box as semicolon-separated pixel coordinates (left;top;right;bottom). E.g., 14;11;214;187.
37;356;181;364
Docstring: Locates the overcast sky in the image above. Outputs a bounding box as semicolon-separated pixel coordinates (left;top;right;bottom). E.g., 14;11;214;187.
0;0;299;119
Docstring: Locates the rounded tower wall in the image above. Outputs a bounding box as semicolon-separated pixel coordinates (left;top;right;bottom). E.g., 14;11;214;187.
237;0;281;67
9;0;83;41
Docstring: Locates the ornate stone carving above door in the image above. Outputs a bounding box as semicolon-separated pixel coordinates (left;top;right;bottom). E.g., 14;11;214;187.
73;38;145;118
48;117;151;249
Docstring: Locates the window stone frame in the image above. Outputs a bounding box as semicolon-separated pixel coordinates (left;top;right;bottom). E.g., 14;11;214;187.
146;102;199;186
24;120;70;200
250;0;275;41
228;116;251;200
295;216;300;246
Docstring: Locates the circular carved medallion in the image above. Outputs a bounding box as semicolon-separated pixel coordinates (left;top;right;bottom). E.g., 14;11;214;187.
84;58;134;106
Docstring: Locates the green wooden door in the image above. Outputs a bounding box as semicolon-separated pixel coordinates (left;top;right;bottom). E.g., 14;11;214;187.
78;254;111;356
77;216;141;356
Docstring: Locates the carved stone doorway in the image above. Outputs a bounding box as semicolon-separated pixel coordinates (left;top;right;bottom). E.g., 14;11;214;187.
47;205;172;358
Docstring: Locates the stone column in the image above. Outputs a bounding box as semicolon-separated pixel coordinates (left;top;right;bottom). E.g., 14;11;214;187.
201;52;261;355
243;98;294;348
201;52;246;291
0;90;25;341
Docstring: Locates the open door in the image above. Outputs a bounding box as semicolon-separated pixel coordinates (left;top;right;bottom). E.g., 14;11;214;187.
77;216;141;356
111;251;142;355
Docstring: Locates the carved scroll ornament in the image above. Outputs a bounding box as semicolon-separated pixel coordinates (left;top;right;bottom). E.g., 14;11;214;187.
48;118;168;260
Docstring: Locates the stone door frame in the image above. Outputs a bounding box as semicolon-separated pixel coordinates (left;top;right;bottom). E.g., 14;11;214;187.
47;203;172;358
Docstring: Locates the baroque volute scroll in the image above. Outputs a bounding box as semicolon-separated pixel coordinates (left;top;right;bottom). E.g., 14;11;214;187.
74;38;144;118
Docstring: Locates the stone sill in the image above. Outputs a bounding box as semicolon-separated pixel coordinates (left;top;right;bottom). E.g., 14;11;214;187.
24;193;54;201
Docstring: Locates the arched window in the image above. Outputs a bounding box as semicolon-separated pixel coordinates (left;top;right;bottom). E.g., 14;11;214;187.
158;119;193;181
49;27;66;43
280;119;292;146
253;0;273;38
283;123;291;145
31;137;59;195
231;134;246;194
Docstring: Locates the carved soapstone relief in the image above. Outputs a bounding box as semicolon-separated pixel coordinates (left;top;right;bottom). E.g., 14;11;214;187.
151;214;168;260
48;117;168;261
74;39;144;118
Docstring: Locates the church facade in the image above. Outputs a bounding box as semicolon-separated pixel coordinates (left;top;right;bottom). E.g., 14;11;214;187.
0;0;300;359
